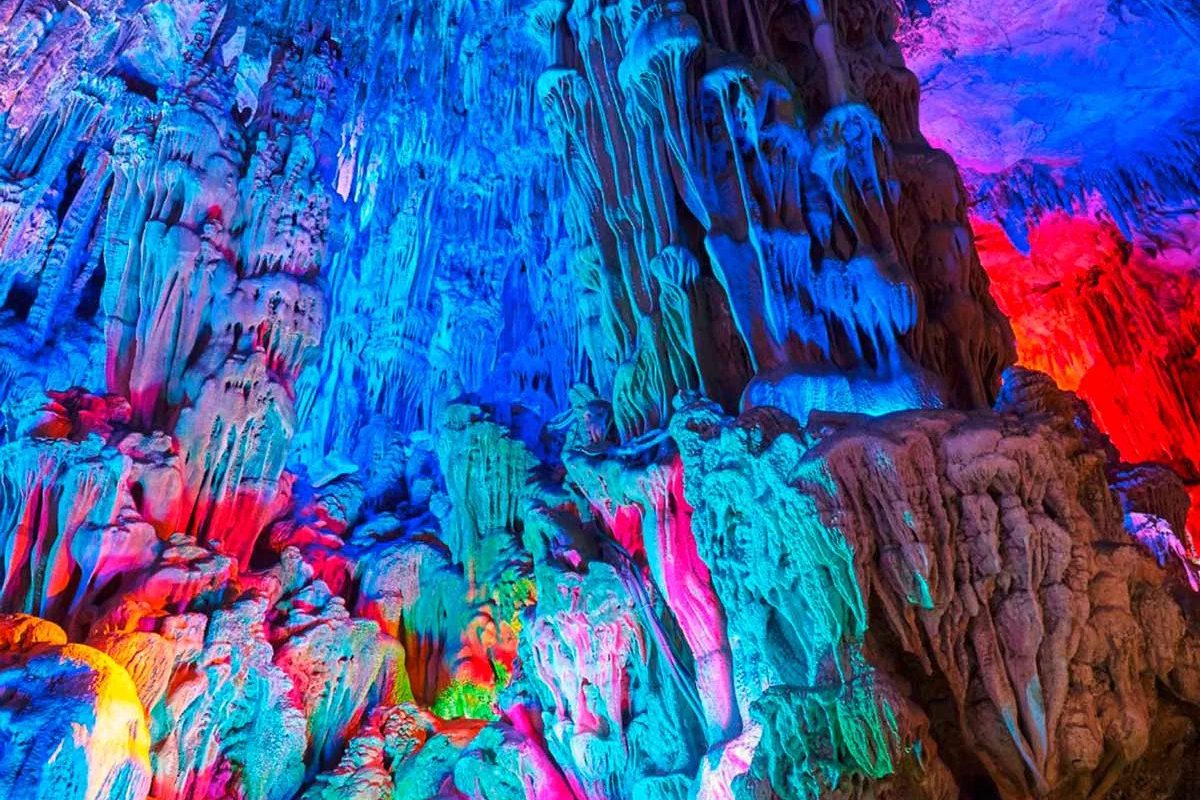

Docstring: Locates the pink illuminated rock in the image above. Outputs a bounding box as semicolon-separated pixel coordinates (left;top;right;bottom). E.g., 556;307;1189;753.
560;394;739;747
30;388;132;441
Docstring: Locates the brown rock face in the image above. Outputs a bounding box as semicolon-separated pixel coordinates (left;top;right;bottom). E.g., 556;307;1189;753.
670;367;1200;799
0;1;1194;799
845;395;1197;798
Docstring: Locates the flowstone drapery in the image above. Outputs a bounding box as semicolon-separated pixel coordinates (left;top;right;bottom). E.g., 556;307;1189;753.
537;0;1012;437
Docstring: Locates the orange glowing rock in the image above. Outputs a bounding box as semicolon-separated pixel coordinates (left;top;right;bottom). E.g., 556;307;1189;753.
0;615;152;800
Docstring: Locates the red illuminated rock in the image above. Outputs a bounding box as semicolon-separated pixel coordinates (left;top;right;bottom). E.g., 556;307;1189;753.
975;212;1200;543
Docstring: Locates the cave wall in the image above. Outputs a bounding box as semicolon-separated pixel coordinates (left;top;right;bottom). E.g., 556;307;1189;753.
0;1;1196;799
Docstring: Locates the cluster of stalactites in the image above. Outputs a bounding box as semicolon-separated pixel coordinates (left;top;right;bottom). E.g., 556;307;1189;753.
0;0;340;550
292;0;579;463
532;0;939;440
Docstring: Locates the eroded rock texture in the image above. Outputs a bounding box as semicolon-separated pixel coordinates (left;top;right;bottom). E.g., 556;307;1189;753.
0;1;1196;799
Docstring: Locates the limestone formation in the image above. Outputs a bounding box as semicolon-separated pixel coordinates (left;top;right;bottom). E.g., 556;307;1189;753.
0;1;1195;799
